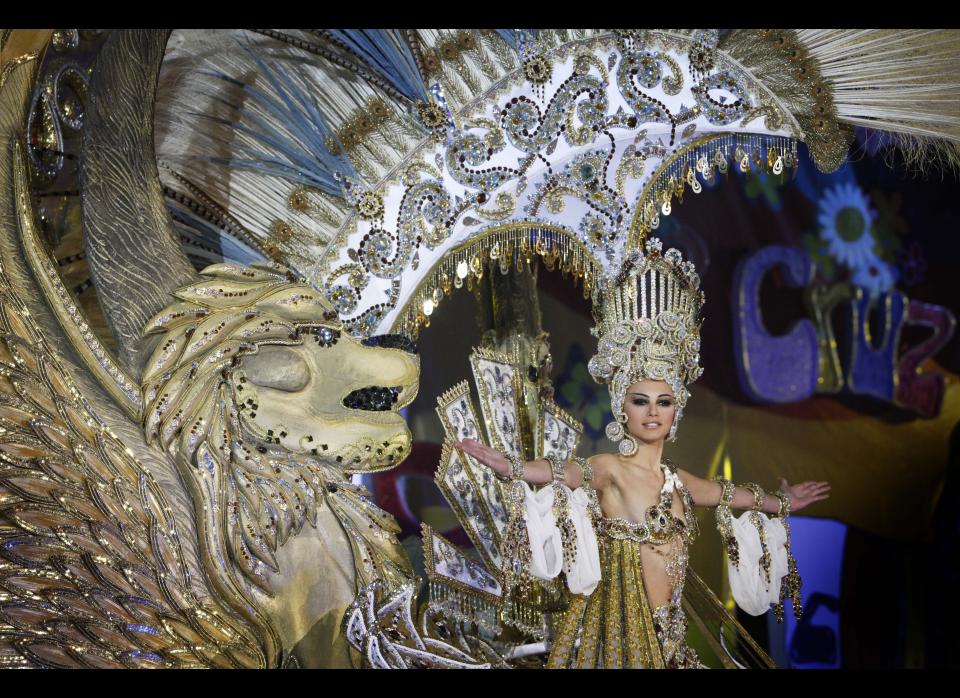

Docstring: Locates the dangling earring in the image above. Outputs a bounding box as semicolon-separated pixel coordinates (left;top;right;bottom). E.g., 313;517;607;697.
605;420;624;441
606;413;637;456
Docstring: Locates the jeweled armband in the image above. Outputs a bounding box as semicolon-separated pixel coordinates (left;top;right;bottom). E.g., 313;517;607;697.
717;478;735;507
546;454;565;483
574;456;593;484
773;488;791;519
509;453;525;481
741;482;766;511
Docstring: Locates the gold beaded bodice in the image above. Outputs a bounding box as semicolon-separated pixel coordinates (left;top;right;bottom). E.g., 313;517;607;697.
598;462;700;546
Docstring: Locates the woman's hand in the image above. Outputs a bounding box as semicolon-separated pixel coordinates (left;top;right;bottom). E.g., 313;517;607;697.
780;479;831;512
456;438;511;478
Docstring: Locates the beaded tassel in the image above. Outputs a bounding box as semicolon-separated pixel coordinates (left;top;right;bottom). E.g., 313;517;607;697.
713;478;740;568
773;489;804;623
499;479;534;602
548;454;578;575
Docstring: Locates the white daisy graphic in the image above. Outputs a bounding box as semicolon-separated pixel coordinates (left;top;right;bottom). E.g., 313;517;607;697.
817;182;877;270
851;254;897;298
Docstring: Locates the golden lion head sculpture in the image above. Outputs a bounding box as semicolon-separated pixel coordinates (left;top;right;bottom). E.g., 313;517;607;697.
140;262;419;595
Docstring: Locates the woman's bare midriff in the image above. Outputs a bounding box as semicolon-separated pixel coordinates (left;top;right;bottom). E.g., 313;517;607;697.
638;533;679;608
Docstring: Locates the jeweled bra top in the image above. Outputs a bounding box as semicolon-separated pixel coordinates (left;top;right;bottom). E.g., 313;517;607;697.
598;462;700;546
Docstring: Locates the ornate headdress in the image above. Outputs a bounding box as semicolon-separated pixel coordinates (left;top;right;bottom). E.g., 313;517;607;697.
588;237;704;453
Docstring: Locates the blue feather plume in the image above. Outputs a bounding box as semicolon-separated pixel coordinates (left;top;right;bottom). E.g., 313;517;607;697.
494;29;538;53
325;29;429;103
168;203;266;267
192;41;358;198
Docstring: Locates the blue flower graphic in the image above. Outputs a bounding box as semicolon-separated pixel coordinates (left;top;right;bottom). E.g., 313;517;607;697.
817;183;878;271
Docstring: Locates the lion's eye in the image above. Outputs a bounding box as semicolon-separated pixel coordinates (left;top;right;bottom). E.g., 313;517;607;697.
315;326;340;347
241;346;310;392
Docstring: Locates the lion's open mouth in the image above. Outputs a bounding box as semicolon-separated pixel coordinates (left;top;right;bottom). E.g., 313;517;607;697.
342;386;403;411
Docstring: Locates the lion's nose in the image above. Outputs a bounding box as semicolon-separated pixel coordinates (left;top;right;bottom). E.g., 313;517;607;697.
342;386;402;411
361;334;418;355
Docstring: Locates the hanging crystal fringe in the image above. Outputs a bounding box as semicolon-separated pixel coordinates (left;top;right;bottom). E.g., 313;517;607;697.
500;598;547;640
427;579;501;636
398;225;603;337
496;573;566;640
631;133;796;247
427;542;564;642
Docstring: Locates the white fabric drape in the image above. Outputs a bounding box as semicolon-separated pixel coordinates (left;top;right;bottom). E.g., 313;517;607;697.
566;487;602;595
521;482;563;581
517;482;602;595
727;513;790;616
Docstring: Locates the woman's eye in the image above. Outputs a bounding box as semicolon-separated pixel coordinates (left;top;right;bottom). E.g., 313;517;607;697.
658;400;672;407
632;399;647;406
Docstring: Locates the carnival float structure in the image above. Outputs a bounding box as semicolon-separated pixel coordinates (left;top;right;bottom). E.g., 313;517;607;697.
0;28;957;667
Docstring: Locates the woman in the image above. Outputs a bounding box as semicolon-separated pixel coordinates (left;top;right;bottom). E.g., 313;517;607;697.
457;239;831;668
457;379;830;667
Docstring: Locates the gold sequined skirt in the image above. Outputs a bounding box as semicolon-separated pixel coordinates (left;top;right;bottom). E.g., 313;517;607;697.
546;537;703;669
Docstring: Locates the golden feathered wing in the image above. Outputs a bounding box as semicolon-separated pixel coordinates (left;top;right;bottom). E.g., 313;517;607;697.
0;263;265;668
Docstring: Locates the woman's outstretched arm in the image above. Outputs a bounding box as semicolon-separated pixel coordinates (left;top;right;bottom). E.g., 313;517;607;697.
676;468;831;513
455;438;610;489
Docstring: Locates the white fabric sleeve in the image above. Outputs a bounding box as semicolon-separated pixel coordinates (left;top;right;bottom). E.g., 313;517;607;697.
727;512;790;616
565;486;602;595
519;482;563;581
513;482;601;593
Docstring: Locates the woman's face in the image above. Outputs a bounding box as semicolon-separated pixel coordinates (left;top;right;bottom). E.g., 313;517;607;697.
622;379;676;444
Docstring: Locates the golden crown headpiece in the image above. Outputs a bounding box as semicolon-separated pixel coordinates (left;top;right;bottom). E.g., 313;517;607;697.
588;237;705;452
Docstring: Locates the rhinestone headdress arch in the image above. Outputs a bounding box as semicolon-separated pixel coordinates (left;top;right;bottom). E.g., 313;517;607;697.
587;238;705;453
